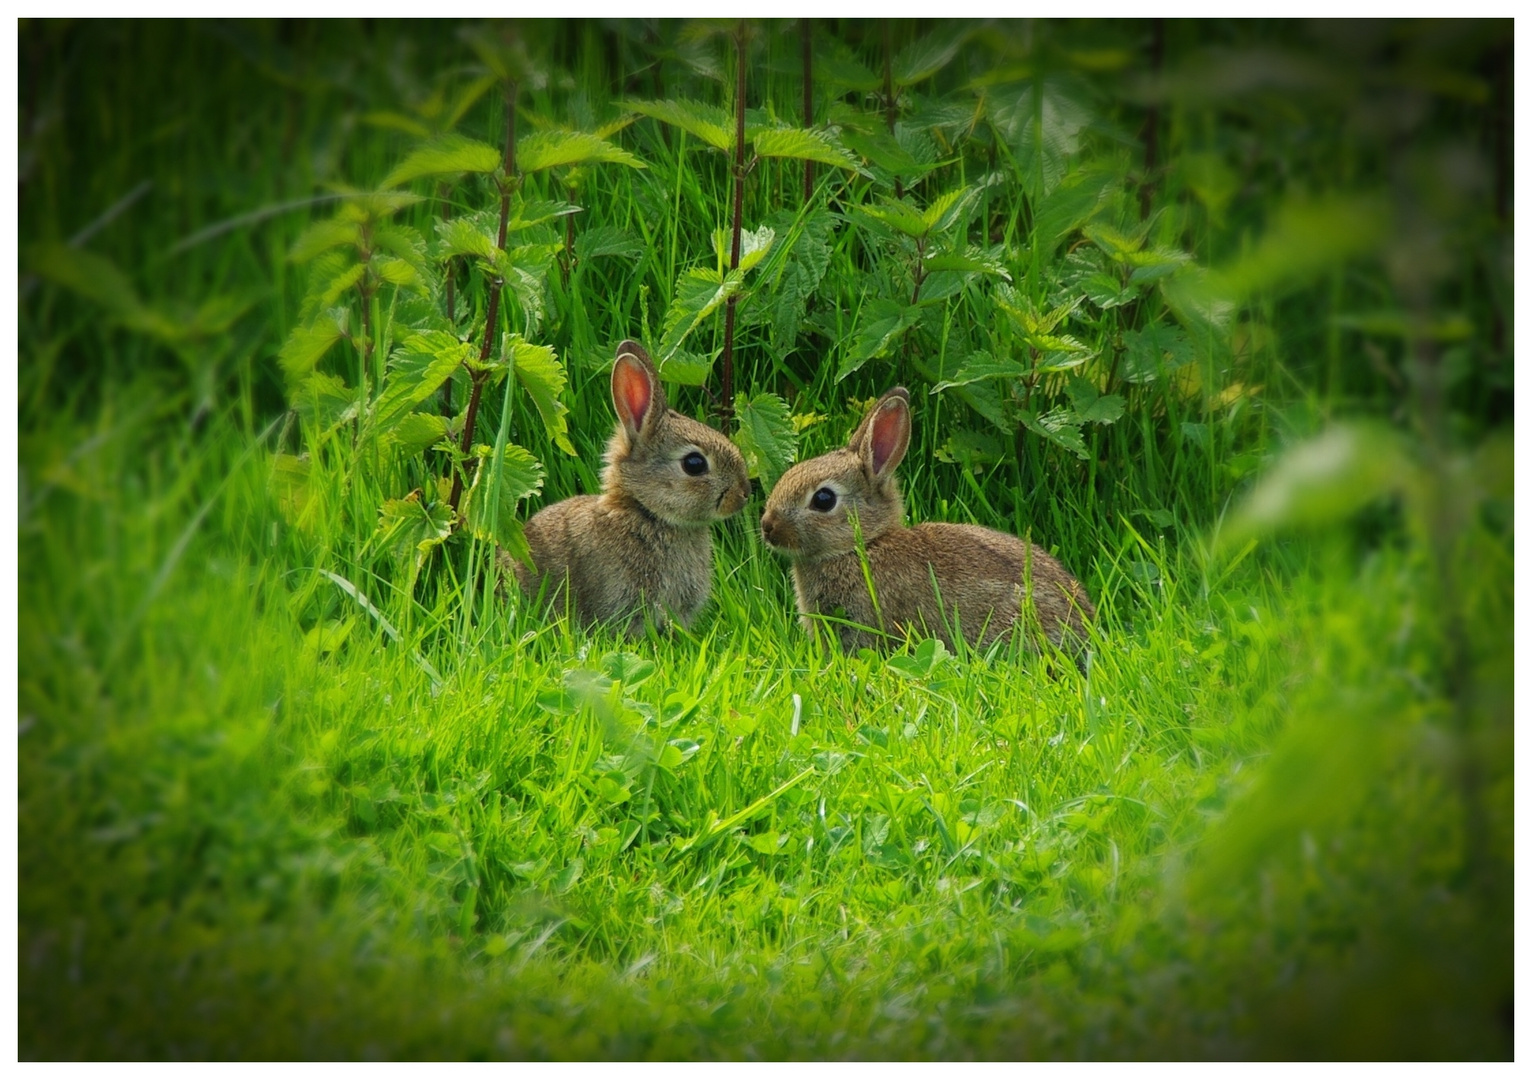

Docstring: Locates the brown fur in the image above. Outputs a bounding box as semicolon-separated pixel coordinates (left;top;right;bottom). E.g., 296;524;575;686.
504;340;750;636
760;388;1095;661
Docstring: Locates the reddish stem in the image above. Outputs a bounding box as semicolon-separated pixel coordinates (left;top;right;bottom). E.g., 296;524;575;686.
449;84;518;514
802;18;814;204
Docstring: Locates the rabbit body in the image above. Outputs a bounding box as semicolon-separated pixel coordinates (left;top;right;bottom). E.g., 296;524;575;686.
761;388;1094;658
507;340;750;636
786;520;1093;655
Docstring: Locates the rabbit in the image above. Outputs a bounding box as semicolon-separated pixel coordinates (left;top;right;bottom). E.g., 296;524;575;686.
502;339;751;637
759;387;1095;665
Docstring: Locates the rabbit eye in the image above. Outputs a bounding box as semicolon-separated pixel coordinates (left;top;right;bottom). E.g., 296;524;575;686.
681;451;709;476
810;487;837;512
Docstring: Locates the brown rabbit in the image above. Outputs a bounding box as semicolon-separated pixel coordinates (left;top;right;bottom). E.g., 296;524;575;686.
760;387;1095;663
504;340;751;636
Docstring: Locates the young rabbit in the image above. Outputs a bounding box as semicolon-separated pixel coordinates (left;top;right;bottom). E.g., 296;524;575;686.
504;340;751;636
760;387;1095;664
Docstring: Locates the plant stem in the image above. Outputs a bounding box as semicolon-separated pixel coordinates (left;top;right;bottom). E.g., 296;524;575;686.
720;22;748;435
450;83;518;515
802;18;814;205
883;21;901;200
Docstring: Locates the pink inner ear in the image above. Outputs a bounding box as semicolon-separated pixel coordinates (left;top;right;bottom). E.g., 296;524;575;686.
613;356;653;432
869;400;908;475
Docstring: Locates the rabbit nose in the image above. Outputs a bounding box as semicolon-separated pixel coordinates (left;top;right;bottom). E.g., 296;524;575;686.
761;511;780;544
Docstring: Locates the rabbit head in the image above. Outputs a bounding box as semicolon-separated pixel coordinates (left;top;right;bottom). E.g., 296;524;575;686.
760;387;912;560
602;340;751;526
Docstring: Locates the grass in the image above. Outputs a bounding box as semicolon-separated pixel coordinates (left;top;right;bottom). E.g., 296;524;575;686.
18;18;1512;1060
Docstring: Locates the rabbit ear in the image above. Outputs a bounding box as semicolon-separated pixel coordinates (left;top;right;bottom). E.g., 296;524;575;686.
612;343;666;442
847;387;911;450
858;390;911;480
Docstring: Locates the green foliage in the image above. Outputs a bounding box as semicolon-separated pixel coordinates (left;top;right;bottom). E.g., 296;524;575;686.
730;391;797;489
515;129;644;173
382;133;502;187
508;337;575;456
462;442;544;560
627;97;734;152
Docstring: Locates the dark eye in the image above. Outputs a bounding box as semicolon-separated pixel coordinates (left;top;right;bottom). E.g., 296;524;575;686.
681;451;709;476
810;487;837;512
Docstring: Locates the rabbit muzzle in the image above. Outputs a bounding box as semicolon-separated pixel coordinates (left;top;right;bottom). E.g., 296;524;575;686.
717;479;750;518
760;508;793;552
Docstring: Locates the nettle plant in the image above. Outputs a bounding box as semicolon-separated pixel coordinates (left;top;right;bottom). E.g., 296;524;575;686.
625;21;865;487
274;30;645;594
807;33;1217;488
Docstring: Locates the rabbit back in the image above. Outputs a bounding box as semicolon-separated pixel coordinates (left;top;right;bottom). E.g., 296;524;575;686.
791;521;1093;655
511;492;714;633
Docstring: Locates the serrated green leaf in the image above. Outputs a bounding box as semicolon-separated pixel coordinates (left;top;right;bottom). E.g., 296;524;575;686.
892;24;969;86
1080;271;1138;309
1032;169;1113;253
381;133;501;188
463;443;545;556
712;225;775;275
595;114;638;140
574;226;644;262
815;39;881;91
659;267;741;359
731;392;797;490
490;243;560;336
1121;324;1195;385
371;331;473;433
336;189;425;222
278;315;346;381
290;217;363;263
921;185;977;233
387;411;449;456
374;255;421;291
627;98;734;152
435;216;499;261
922;246;1011;280
995;286;1085;340
316;260;368;307
517;129;644;173
839;129;936;179
658;348;714;386
292;371;358;433
1083;220;1150;261
507;198;581;232
992;79;1094;198
1020;406;1089;459
1065;376;1124;424
838;298;922;380
934;428;1004;470
1126;246;1193;282
751;127;859;170
856;199;930;239
930;350;1029;392
374;492;454;592
510;338;574;456
374;224;431;275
